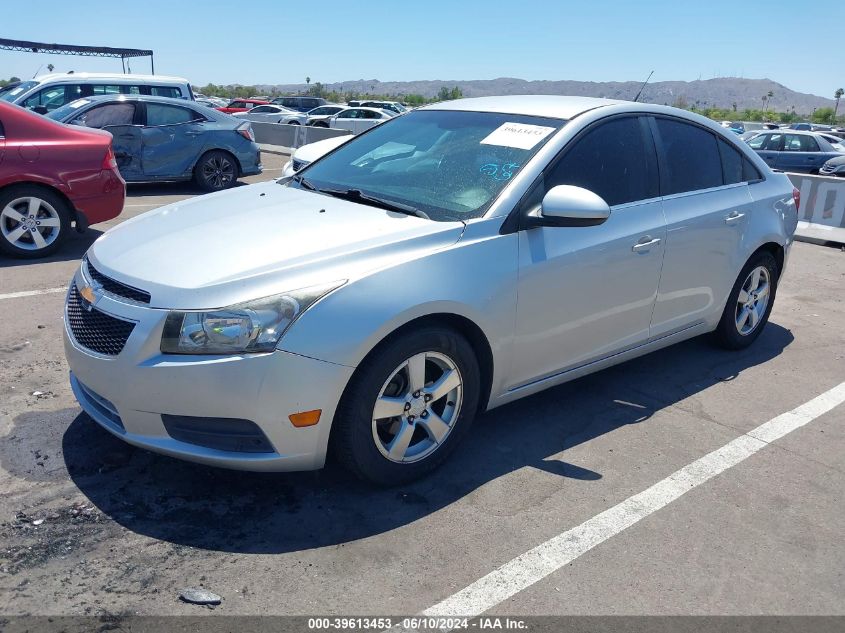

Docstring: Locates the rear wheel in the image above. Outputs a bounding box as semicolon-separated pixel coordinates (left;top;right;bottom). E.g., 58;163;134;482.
312;121;329;128
0;186;71;259
332;326;480;485
713;251;779;349
194;150;237;192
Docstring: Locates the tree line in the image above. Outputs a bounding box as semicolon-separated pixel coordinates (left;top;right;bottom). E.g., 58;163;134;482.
196;82;464;106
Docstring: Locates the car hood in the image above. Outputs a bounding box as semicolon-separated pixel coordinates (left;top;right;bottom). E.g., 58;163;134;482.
823;154;845;166
87;181;465;309
294;136;352;163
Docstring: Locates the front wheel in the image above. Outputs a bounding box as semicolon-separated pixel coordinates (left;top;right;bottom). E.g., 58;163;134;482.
194;150;238;192
286;120;300;125
332;327;480;485
712;251;779;349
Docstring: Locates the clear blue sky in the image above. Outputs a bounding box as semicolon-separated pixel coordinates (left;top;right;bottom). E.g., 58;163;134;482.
3;0;842;97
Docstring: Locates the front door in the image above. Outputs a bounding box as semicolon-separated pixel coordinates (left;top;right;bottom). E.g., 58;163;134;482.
511;115;666;389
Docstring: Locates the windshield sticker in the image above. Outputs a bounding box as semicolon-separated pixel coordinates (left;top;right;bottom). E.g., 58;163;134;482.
68;99;91;109
480;122;556;150
9;87;23;95
480;163;520;181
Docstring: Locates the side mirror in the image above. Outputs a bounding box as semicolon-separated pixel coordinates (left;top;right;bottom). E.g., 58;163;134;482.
33;105;49;115
526;185;611;228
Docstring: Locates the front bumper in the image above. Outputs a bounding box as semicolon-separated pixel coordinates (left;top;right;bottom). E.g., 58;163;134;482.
63;276;353;472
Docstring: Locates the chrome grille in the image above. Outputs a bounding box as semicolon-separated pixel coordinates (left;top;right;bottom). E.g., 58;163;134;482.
66;283;136;356
85;258;151;304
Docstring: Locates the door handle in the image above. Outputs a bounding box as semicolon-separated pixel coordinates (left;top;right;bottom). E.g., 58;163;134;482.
725;211;745;225
632;237;661;252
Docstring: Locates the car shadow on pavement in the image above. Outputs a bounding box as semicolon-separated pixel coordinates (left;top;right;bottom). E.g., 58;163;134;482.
0;229;103;268
44;324;793;554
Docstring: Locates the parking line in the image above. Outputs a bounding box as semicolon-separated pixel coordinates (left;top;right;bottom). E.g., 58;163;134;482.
403;381;845;626
0;287;67;301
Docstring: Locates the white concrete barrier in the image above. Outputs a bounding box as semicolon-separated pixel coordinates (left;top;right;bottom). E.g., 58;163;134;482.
786;173;845;244
251;122;352;151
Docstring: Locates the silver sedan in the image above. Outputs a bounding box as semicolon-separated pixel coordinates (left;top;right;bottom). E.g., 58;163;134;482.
232;104;306;124
64;96;797;485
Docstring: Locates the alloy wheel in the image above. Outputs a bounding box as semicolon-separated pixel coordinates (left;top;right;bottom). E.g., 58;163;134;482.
0;197;61;252
735;265;770;336
202;155;235;190
371;351;463;464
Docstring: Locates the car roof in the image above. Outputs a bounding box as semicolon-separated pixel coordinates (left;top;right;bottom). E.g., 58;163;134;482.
421;95;626;119
34;72;189;83
62;94;200;106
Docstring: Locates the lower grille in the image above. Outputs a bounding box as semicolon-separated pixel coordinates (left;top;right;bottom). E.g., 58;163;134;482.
161;414;275;453
66;283;136;356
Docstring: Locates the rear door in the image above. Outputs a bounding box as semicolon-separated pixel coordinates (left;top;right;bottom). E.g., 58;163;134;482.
333;108;361;132
776;134;825;173
358;110;384;131
140;102;207;179
649;117;756;337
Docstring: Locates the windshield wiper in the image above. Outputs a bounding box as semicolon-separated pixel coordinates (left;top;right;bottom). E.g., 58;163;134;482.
292;175;317;191
315;187;430;219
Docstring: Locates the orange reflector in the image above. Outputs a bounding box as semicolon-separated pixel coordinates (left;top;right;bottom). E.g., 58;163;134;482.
289;409;322;427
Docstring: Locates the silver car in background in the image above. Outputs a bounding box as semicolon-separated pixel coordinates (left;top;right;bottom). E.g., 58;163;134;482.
64;96;798;485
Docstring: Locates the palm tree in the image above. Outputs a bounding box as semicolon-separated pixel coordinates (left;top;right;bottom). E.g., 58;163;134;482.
305;77;311;85
835;88;844;123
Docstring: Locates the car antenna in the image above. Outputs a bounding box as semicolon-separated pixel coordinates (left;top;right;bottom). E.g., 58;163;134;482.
633;70;654;103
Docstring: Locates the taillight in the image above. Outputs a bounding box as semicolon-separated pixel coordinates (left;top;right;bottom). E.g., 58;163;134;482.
792;186;800;213
102;147;117;170
236;123;255;142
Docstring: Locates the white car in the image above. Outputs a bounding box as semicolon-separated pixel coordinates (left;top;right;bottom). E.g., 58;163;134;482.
282;135;353;178
329;107;393;134
305;105;348;127
232;105;306;125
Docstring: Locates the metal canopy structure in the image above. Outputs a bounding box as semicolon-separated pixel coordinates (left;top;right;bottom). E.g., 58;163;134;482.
0;38;154;74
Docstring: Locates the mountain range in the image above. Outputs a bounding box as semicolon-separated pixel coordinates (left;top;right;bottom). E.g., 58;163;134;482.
252;77;837;114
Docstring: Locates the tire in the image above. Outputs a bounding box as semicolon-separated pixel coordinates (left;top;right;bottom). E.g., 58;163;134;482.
712;251;779;350
193;150;238;192
0;185;71;259
286;120;300;125
313;121;329;128
331;326;480;486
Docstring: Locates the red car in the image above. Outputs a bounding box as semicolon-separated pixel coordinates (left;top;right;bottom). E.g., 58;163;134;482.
0;101;125;258
216;98;270;114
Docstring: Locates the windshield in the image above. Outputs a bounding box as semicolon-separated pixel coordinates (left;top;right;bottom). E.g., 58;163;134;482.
290;109;564;222
47;98;95;121
0;81;38;102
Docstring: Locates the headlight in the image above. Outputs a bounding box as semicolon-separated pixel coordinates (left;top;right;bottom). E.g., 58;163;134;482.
160;281;344;354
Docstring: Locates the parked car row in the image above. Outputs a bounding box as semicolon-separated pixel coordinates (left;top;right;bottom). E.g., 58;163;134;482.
744;129;845;175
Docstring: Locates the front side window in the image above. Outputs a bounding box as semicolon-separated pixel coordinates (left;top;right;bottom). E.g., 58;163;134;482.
294;110;563;222
71;103;136;128
250;106;273;113
21;86;68;110
337;110;358;119
545;116;657;206
655;118;723;195
146;103;201;126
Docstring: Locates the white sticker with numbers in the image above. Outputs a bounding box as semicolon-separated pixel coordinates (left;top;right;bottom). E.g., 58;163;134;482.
480;122;556;150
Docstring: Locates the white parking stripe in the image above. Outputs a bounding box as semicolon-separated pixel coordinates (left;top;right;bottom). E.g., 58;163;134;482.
404;381;845;626
0;287;67;301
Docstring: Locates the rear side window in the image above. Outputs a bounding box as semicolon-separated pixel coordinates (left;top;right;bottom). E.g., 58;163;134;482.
146;103;202;126
92;85;121;95
655;118;723;195
150;86;182;98
547;116;657;206
0;119;4;137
